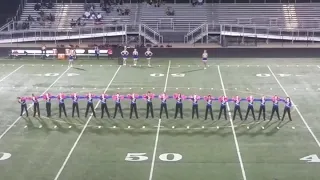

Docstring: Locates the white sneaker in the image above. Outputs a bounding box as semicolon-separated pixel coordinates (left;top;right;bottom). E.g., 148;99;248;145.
148;64;151;67
204;67;206;70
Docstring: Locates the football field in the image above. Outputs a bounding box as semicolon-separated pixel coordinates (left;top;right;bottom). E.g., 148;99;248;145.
0;58;319;180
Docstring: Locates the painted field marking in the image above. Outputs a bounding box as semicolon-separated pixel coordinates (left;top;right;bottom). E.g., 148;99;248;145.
217;65;247;180
0;65;24;83
268;65;320;148
54;66;122;180
0;67;71;140
148;60;171;180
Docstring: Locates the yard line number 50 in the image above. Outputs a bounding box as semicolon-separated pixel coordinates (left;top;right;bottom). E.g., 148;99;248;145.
125;153;182;162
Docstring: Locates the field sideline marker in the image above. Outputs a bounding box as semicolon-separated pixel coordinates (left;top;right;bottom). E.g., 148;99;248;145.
53;65;122;180
0;65;24;83
217;65;247;180
268;65;320;148
0;66;71;140
148;60;171;180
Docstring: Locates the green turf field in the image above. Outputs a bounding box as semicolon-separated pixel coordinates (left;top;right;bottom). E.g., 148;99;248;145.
0;58;319;180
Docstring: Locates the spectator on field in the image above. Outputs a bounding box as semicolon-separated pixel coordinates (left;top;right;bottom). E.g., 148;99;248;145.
34;3;41;11
166;7;174;16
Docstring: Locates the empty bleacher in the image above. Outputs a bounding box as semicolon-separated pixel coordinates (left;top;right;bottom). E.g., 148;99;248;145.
140;3;208;32
213;3;320;29
213;4;286;28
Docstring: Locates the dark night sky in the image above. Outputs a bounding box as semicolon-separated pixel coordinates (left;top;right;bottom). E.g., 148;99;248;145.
0;0;21;23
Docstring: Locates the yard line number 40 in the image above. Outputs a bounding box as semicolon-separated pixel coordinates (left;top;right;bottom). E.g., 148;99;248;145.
125;153;182;162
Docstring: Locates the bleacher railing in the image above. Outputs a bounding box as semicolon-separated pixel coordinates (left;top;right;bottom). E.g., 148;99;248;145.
139;24;163;44
184;23;208;43
220;24;320;42
0;23;127;42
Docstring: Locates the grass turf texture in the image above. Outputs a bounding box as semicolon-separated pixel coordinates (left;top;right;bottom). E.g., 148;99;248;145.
0;58;319;180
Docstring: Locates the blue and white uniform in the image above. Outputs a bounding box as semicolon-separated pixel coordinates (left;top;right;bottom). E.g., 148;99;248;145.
121;50;129;65
202;52;208;62
132;49;139;66
133;50;139;60
145;50;153;60
145;49;153;67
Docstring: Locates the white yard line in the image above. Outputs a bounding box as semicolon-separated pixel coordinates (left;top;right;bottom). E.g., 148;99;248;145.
148;60;171;180
267;65;320;148
53;65;122;180
0;66;71;140
0;65;24;83
217;65;247;180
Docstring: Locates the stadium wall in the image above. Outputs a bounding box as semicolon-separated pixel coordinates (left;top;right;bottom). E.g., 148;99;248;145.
4;47;320;58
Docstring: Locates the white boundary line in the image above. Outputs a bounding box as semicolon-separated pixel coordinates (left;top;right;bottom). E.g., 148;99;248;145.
0;65;24;83
148;60;171;180
217;65;247;180
53;65;122;180
0;66;71;140
267;65;320;148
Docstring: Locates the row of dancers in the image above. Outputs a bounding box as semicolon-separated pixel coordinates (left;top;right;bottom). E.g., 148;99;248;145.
18;92;292;121
67;48;210;69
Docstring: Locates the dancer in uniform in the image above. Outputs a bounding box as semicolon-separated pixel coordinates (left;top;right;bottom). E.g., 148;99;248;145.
218;95;228;120
18;96;28;117
282;97;292;121
190;94;200;119
270;95;280;120
121;48;129;66
31;94;40;117
100;93;110;118
43;93;51;117
85;92;96;118
144;91;154;119
244;95;256;120
71;92;80;117
174;93;184;119
132;49;139;66
204;94;214;120
258;95;266;120
145;48;153;67
232;95;243;120
128;93;139;119
202;50;208;69
113;93;124;118
159;92;169;119
58;93;67;118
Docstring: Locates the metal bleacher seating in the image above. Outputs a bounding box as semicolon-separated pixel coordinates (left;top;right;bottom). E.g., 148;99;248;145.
20;3;60;29
140;3;208;32
19;3;137;31
213;3;320;29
